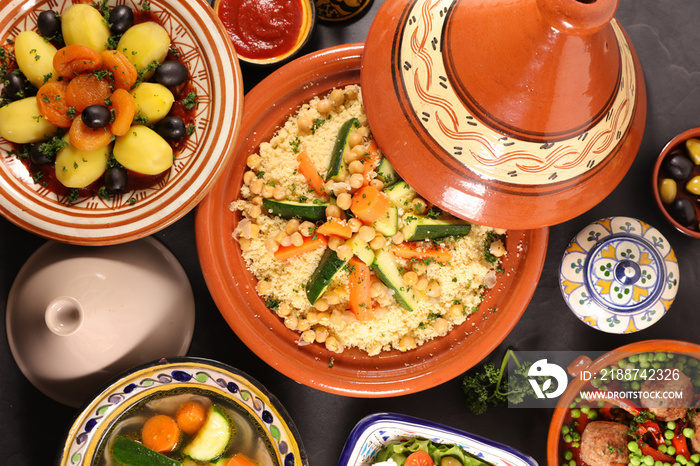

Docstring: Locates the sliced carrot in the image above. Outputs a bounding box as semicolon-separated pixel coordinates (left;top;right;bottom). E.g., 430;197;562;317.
109;88;136;136
101;49;138;90
53;45;103;79
141;414;180;453
274;234;328;261
297;150;327;197
65;73;112;113
175;400;207;436
348;257;373;321
316;219;352;239
69;115;113;151
36;81;72;128
393;241;452;263
226;453;258;466
361;140;381;185
350;185;390;223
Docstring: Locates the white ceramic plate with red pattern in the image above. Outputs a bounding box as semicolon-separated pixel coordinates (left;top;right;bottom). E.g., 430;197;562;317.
0;0;243;245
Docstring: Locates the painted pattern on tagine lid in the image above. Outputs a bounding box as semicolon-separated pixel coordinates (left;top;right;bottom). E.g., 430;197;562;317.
362;0;647;229
559;217;679;334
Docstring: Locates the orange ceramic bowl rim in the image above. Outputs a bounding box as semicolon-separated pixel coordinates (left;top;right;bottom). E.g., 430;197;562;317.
213;0;316;65
546;339;700;466
195;43;549;397
652;127;700;239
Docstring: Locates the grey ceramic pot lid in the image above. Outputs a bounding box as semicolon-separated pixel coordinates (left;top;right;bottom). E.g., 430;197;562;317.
559;216;679;333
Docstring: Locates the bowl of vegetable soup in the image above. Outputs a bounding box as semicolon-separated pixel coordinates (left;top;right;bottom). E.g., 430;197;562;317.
58;357;308;466
0;0;243;245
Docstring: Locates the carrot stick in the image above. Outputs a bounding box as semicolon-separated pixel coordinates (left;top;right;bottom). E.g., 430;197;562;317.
350;185;389;223
273;234;328;261
175;400;206;436
297;150;327;197
393;241;452;263
348;257;373;321
361;140;381;185
226;453;258;466
141;414;180;453
316;219;352;239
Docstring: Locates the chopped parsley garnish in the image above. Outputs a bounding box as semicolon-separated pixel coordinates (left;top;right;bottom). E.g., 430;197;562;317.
182;91;198;110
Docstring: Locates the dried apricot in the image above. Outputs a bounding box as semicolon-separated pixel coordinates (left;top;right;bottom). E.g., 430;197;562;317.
65;74;112;113
36;81;72;128
53;45;102;79
101;50;137;91
109;89;136;137
69;114;113;151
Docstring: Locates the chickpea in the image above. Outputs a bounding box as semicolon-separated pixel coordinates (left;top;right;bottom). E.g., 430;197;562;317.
369;179;384;191
261;184;274;199
356;126;370;138
370;280;386;298
246;153;261;170
344;86;359;100
257;280;271;295
290;231;304;247
397;336;416;351
297;115;312;133
449;304;464;319
314;326;329;343
280;235;292;247
403;271;418;286
328;235;344;251
329;88;345;107
348;160;364;175
326;204;342;219
251;195;263;206
243;170;256;185
349;173;364;189
249;178;264;195
331;182;348;196
351;144;367;158
415;277;429;291
494;228;507;235
265;237;279;254
343;149;361;164
299;221;315;236
314;298;329;312
275;230;288;244
238;237;252;251
284;314;298;330
324;179;336;194
369;235;386;250
330;309;344;327
300;330;316;344
358;225;376;242
412;262;427;275
433;317;449;335
411;197;428;214
336;192;352;211
249;223;260;239
348;132;364;148
317;311;331;323
489;239;506;257
317;98;331;114
297;319;311;331
347;217;362;232
306;310;319;324
247;204;262;219
336;244;354;261
325;336;344;353
325;290;340;305
342;310;357;324
277;302;291;317
272;185;286;200
426;280;441;297
376;296;392;307
391;232;404;244
285;218;300;235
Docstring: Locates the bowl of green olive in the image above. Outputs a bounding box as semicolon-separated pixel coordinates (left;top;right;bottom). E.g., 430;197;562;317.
653;127;700;238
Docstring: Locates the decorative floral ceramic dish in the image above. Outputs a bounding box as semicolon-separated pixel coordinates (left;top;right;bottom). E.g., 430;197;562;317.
196;43;549;397
338;412;538;466
58;357;308;466
0;0;243;245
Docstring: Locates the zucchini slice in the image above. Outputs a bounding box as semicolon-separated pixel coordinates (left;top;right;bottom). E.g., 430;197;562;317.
373;205;398;237
372;248;418;311
402;216;471;241
111;437;181;466
306;248;350;304
347;234;375;266
376;157;399;186
182;405;232;463
326;117;359;181
262;198;328;222
385;180;417;209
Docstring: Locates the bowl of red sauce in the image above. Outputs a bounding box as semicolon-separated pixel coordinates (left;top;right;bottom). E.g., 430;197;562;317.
214;0;317;66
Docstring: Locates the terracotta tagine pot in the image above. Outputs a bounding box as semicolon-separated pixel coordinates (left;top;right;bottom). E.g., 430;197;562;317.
362;0;647;229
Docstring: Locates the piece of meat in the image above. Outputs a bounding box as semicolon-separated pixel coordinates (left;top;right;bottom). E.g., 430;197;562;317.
580;421;630;466
689;415;700;453
640;373;694;422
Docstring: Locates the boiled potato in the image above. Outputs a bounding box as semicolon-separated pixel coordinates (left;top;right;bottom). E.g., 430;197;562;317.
55;137;109;188
61;4;111;53
0;97;57;144
117;22;170;79
113;125;173;175
131;83;175;124
14;31;58;88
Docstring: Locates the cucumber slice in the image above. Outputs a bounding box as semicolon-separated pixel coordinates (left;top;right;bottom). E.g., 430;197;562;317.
376;157;399;186
373;205;398;237
326;117;359;181
385;181;417;209
182;405;232;463
402;216;471;241
306;248;349;304
347;234;375;266
372;248;418;311
112;437;181;466
262;199;328;222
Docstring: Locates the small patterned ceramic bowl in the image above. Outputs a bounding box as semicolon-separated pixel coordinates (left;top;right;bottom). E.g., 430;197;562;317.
0;0;243;245
58;357;308;466
337;412;538;466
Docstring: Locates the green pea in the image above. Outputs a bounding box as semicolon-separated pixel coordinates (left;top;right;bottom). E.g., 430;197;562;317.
630;354;640;363
632;381;641;390
639;354;649;363
692;455;700;464
666;430;676;440
569;460;576;466
656;461;664;466
660;445;669;453
564;434;573;443
572;432;581;442
563;450;573;461
668;446;677;456
684;427;695;438
619;359;628;368
657;352;668;362
668;421;677;430
646;455;657;465
571;441;580;448
588;410;599;420
629;441;640;452
689;358;699;367
678;455;688;465
640;361;650;369
562;425;570;435
631;457;642;466
571;409;581;419
581;405;590;414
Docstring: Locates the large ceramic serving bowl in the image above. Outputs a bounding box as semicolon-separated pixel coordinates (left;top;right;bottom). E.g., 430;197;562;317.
58;357;308;466
196;43;549;398
546;339;700;466
0;0;243;245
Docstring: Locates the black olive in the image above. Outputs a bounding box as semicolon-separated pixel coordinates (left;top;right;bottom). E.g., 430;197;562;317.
2;71;29;101
663;148;694;181
37;10;61;38
104;166;129;193
109;5;134;35
154;61;189;87
81;105;112;129
155;115;187;140
29;143;54;165
669;197;697;227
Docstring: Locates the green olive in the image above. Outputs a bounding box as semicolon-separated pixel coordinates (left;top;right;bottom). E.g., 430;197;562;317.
0;97;57;144
686;138;700;165
14;31;58;88
131;82;175;124
113;125;173;175
659;178;677;204
116;22;171;79
55;138;109;188
61;4;111;53
441;457;462;466
686;176;700;195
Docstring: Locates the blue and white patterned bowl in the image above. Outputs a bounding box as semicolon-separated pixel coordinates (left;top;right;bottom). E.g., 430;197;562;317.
337;413;538;466
559;216;679;333
58;357;308;466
